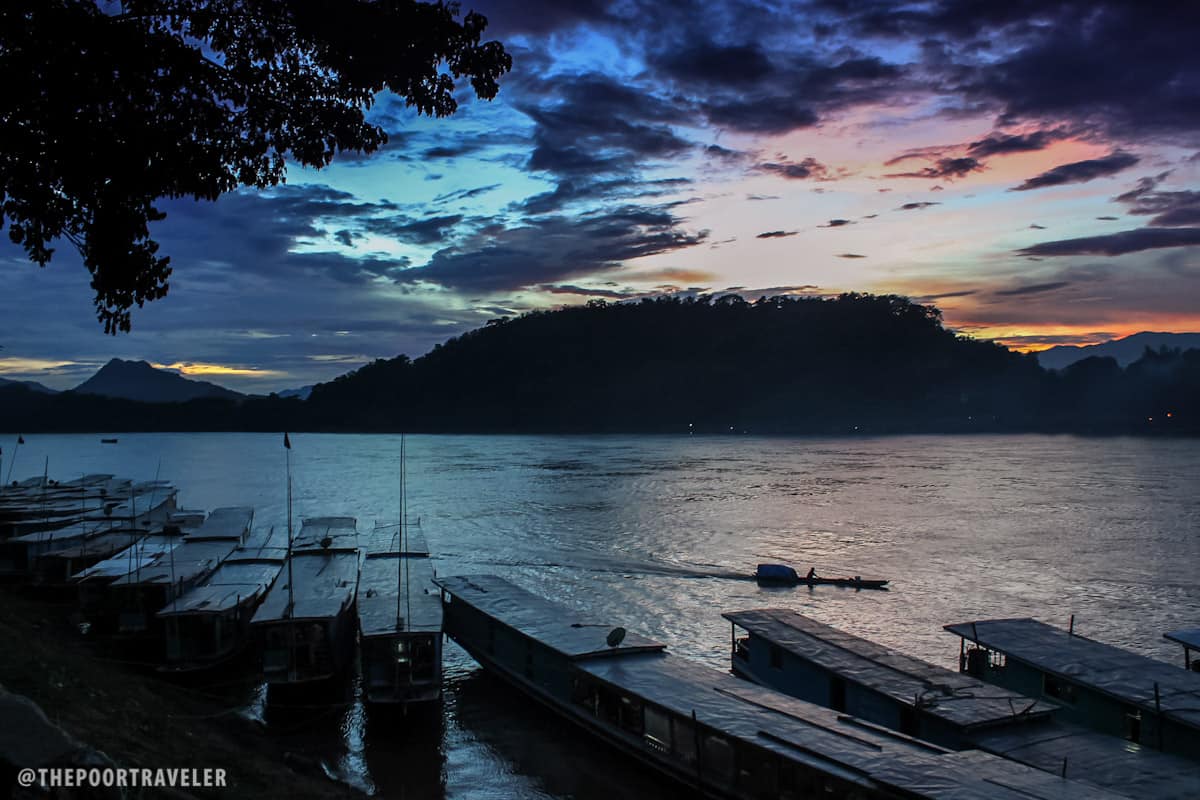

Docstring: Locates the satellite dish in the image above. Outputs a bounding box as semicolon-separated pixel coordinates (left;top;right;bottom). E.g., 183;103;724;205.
320;535;334;549
606;627;626;648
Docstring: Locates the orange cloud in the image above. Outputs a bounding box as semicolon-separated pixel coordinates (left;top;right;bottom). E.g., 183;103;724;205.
152;361;285;378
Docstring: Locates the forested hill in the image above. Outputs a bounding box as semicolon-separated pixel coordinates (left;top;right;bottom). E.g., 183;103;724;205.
3;294;1197;434
303;293;1033;432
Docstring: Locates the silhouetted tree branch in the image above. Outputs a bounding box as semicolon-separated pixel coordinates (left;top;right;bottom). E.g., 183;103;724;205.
0;0;511;332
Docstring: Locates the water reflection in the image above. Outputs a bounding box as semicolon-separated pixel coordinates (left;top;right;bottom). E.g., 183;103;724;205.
363;702;446;799
450;665;686;800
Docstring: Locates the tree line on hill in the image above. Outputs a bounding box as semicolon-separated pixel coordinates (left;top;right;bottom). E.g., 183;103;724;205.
1;294;1196;435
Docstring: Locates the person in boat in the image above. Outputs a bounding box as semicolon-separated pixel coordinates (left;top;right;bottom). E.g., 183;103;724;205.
806;567;817;581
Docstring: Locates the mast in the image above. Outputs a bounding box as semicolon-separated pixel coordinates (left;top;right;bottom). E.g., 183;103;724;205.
396;434;404;628
285;433;294;618
403;435;411;630
3;434;22;487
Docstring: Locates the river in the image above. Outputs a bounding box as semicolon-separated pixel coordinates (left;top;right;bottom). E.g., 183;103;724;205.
4;432;1198;797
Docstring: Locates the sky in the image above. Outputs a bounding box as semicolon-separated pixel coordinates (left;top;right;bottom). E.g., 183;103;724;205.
3;0;1199;393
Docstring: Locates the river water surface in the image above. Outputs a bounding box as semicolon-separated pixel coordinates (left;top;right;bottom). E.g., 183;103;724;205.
6;433;1199;797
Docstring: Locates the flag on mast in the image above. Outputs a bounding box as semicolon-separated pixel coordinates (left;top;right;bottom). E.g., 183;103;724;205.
284;432;291;449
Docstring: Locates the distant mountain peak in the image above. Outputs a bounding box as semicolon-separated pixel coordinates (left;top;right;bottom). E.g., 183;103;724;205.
1036;331;1200;370
73;358;244;403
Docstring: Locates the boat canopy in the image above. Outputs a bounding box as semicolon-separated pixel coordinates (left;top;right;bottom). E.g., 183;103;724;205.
435;574;665;660
726;608;1057;729
946;618;1200;729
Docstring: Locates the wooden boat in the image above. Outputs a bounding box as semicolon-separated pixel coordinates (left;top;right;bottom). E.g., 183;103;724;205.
111;507;253;636
435;575;1116;800
724;608;1200;799
100;438;118;444
250;517;360;688
73;533;185;628
357;523;442;706
754;563;888;589
157;526;286;674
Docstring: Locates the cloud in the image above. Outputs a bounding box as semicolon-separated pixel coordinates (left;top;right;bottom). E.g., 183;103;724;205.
966;129;1065;158
836;253;867;258
897;202;940;211
620;267;718;283
885;157;984;180
1012;151;1139;191
433;184;502;204
756;230;798;238
757;157;831;180
1018;227;1200;257
0;357;79;374
406;205;709;292
819;219;854;227
363;214;465;245
655;41;774;87
1112;174;1200;227
537;284;634;298
827;2;1200;143
992;281;1071;297
151;361;286;378
1096;216;1120;221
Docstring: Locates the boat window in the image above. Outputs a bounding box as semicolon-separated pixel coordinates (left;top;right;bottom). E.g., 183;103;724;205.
734;636;751;662
830;677;847;712
899;707;917;736
672;717;698;765
1124;708;1142;744
1043;675;1076;704
770;645;783;670
618;696;643;736
703;734;735;783
988;650;1007;669
644;706;671;753
596;686;622;726
736;744;777;795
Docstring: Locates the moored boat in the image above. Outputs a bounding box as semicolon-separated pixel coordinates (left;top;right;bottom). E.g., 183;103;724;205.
357;523;442;706
435;574;1116;800
111;507;253;637
157;526;286;674
725;608;1200;799
250;517;360;689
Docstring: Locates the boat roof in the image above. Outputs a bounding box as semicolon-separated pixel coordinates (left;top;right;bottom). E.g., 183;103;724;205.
364;522;429;557
251;548;359;623
180;507;253;541
225;526;288;564
110;536;241;587
435;575;666;660
80;489;177;523
725;609;1056;729
579;645;1117;799
568;628;1113;796
1165;628;1200;652
72;535;180;581
945;618;1200;729
357;550;441;637
157;559;285;617
39;531;145;561
970;721;1200;800
291;516;358;553
727;609;1200;797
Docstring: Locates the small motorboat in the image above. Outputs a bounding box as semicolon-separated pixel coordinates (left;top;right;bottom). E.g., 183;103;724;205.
100;438;118;444
755;563;888;590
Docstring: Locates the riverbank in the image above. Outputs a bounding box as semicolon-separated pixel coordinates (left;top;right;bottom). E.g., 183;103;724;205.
0;588;362;798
